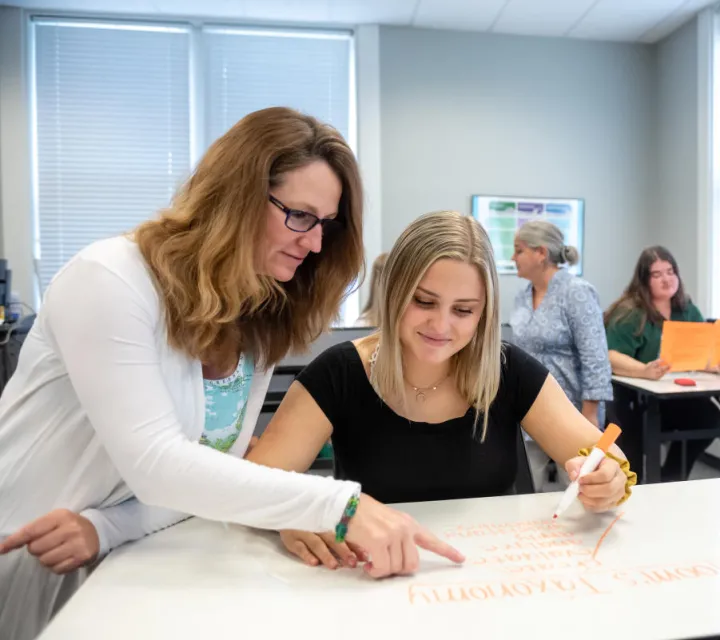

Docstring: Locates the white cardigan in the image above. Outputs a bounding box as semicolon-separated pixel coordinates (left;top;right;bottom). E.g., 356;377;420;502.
0;237;358;640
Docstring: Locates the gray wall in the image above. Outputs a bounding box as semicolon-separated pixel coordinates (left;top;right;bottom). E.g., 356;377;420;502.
654;19;700;302
0;6;32;297
0;106;3;255
379;27;657;321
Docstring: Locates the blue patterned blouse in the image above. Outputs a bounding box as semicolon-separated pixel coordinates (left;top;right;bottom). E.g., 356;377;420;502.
510;269;613;415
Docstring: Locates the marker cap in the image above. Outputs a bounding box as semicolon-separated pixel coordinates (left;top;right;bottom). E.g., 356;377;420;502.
595;423;622;453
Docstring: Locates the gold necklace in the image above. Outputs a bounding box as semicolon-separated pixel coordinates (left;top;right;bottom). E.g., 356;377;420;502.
370;343;449;403
405;373;449;402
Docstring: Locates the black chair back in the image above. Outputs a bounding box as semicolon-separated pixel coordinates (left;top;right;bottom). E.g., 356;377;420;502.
514;429;535;495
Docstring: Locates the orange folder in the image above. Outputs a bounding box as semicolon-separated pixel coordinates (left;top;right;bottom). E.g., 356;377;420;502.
659;321;717;372
713;320;720;367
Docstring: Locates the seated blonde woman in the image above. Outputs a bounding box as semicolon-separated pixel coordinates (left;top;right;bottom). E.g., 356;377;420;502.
248;211;636;569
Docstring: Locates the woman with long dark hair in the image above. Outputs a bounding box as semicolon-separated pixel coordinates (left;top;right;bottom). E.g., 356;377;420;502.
605;246;716;481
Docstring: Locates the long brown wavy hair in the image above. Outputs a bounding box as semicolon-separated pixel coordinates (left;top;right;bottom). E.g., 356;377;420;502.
135;107;364;369
604;246;689;334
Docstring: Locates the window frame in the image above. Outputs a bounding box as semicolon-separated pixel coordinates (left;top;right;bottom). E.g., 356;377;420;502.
27;13;359;324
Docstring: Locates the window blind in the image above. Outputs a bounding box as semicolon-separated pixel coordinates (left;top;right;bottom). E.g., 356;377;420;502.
204;27;352;146
33;19;191;291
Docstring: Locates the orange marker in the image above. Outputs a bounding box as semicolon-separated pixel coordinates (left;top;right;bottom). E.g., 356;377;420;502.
552;424;622;519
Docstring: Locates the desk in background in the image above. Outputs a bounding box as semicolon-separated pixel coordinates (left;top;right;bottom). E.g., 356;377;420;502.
262;326;375;412
40;479;720;640
0;315;35;396
611;372;720;483
260;327;375;471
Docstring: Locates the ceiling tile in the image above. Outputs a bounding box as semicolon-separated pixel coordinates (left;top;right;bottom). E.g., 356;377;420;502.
10;0;717;42
639;0;717;42
492;0;598;37
569;0;685;41
226;0;333;23
328;0;417;25
412;0;507;31
15;0;155;13
147;0;248;19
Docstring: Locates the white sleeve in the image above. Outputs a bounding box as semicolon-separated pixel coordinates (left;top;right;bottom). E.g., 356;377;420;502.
81;365;275;556
45;258;358;533
80;501;189;557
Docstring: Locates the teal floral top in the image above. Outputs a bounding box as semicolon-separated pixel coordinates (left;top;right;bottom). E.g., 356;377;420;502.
200;354;254;453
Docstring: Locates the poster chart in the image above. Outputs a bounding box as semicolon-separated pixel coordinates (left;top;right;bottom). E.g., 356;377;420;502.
471;195;584;275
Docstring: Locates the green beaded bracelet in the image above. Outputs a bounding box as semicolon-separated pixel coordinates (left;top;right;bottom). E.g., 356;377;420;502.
335;492;360;543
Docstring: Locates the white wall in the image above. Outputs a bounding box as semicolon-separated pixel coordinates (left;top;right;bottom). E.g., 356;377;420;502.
378;27;657;322
654;18;704;310
355;24;382;308
0;6;33;305
0;95;4;253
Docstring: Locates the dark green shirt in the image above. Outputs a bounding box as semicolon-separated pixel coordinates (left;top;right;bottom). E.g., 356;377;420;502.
605;303;704;364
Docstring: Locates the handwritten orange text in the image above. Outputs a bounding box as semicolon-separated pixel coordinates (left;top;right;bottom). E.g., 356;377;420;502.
407;563;720;606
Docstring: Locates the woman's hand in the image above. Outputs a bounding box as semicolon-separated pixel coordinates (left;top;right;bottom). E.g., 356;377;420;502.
344;493;465;579
0;509;100;574
565;456;626;512
280;530;367;569
642;359;670;380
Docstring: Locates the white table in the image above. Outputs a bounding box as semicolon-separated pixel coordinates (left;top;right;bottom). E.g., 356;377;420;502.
612;371;720;396
612;372;720;482
41;480;720;640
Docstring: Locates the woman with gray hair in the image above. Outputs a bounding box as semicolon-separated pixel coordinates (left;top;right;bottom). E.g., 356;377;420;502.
510;221;613;484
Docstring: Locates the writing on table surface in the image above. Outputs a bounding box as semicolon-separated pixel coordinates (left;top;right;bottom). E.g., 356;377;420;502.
407;514;720;605
408;563;720;604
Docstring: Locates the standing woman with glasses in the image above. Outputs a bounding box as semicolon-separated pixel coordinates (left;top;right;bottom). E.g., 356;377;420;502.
0;107;461;640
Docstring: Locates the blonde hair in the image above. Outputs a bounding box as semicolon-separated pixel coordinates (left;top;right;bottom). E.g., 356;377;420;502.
516;220;579;266
371;211;502;442
135;107;364;369
358;253;388;326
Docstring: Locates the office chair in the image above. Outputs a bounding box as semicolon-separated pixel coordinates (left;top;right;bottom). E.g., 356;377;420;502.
514;427;536;494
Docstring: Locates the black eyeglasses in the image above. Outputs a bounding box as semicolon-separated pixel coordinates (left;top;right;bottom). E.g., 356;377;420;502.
269;195;343;234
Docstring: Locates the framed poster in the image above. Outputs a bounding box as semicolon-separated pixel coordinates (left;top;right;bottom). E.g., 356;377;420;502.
471;195;585;275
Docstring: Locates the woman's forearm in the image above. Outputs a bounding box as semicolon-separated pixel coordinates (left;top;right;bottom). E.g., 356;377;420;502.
580;400;600;426
608;350;646;378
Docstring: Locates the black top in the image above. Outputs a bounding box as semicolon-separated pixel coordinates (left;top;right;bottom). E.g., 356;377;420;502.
296;341;549;504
